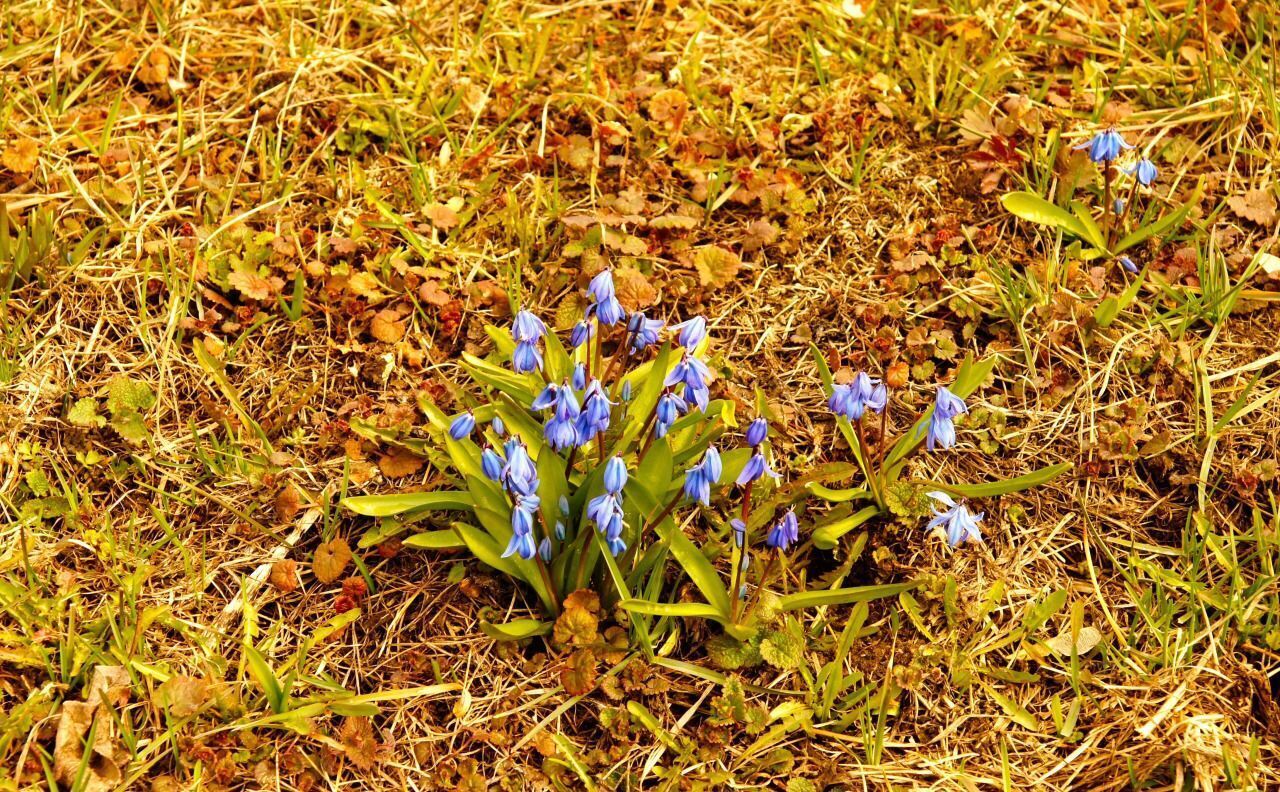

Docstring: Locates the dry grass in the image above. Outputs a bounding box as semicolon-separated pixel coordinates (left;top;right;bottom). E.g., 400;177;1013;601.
3;0;1280;789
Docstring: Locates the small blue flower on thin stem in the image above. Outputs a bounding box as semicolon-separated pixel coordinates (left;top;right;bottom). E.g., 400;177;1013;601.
491;416;505;437
654;390;687;438
683;445;722;505
448;411;476;440
730;518;746;548
745;418;768;448
503;530;537;560
736;451;780;486
628;312;665;353
925;491;984;546
587;490;627;556
766;509;799;551
512;341;544;374
603;456;628;494
572;362;587;391
502;492;542;560
538;536;553;562
502;438;538;495
1124;158;1158;187
544;385;582;451
925;386;968;451
671;316;707;349
481;447;505;481
570;320;594;349
575;380;614;442
532;383;559;411
829;372;887;421
512;310;547;343
1075;127;1133;164
587;270;627;326
665;353;712;412
1119;256;1139;274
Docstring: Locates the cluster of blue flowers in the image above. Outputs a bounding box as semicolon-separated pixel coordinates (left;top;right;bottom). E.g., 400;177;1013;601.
587;457;629;556
511;310;547;374
926;491;983;545
829;372;887;421
1076;127;1160;276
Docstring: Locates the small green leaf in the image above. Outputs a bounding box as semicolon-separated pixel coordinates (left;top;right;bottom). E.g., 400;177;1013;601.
811;506;880;550
479;618;552;641
106;376;156;414
776;581;917;611
759;626;804;670
989;687;1038;730
67;397;106;428
402;530;468;550
1001;191;1092;241
109;411;149;444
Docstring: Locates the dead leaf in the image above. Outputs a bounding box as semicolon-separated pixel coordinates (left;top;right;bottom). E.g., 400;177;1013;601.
424;202;460;230
55;702;124;792
228;269;274;301
338;716;379;771
1044;625;1102;657
370;308;406;342
2;139;39;174
274;485;301;523
347;271;383;298
313;538;353;584
692;245;742;289
560;649;599;695
558;134;594;171
157;675;209;718
108;42;137;72
742;219;779;252
419;279;453;306
554;589;601;647
613;266;657;310
138;48;170;85
270;559;299;592
1227;189;1277;226
86;665;131;709
378;447;424;478
648;89;689;134
650;214;699;230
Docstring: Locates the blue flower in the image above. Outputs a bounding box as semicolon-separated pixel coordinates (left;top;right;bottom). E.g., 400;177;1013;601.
588;271;627;326
628;312;665;353
925;491;984;546
1119;256;1139;274
683;446;722;505
736;451;779;486
621;380;632;402
671;316;707;348
1125;158;1158;186
481;447;505;481
925;386;967;452
575;380;614;441
605;535;627;557
558;495;570;516
588;270;616;302
532;383;559;411
491;416;505;437
538;536;553;562
746;418;768;447
730;518;746;548
511;493;541;536
449;411;476;440
665;354;712;412
587;492;625;544
570;320;594;349
554;521;567;541
512;341;544;374
596;295;626;326
654;390;687;437
829;372;887;421
512;310;547;343
572;362;587;391
502;439;538;495
1075;127;1132;164
502;530;537;560
766;509;800;551
544;386;582;450
603;456;628;494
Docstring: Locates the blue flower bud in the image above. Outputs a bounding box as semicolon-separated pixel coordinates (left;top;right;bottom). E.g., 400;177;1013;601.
746;418;768;447
558;495;570;516
554;521;567;541
448;411;476;440
766;509;799;551
621;380;632;402
481;448;505;481
671;316;707;348
570;320;594;349
1113;198;1125;215
491;416;505;437
1119;256;1139;274
603;456;628;494
730;518;746;548
572;362;587;391
538;536;553;562
1125;158;1158;187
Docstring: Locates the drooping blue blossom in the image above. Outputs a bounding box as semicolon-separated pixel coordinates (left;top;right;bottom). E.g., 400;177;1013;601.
1113;198;1125;215
925;386;968;452
587;490;626;556
1075;127;1132;164
491;416;505;437
448;411;476;440
605;534;627;556
502;530;537;560
481;447;505;481
587;270;626;326
1119;256;1139;274
666;353;712;412
1125;158;1158;187
683;445;722;506
512;341;544;374
502;492;542;560
603;456;628;494
572;362;587;391
736;451;779;486
925;491;984;546
829;372;887;421
532;383;559;411
543;385;582;451
746;418;768;448
671;316;707;349
538;536;553;562
575;380;614;442
570;320;594;349
654;390;687;438
740;553;750;571
766;509;800;551
502;438;538;495
730;518;746;548
628;312;665;353
512;310;547;343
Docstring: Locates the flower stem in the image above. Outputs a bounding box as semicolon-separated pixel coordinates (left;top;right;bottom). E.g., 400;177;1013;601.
1102;164;1115;249
728;482;755;623
855;418;884;510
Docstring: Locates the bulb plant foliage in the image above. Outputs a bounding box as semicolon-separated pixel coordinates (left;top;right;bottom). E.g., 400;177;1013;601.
1000;126;1202;282
807;348;1071;550
344;272;914;643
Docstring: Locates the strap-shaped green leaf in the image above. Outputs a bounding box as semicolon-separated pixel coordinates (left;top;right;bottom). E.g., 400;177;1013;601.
343;490;471;517
777;580;917;611
619;599;726;622
923;461;1071;498
655;518;731;618
403;530;468;550
1114;178;1204;253
479;618;552;641
1001;191;1092;241
811;505;880;550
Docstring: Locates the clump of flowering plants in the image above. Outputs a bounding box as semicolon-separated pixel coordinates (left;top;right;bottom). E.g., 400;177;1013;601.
343;272;910;643
806;350;1071;549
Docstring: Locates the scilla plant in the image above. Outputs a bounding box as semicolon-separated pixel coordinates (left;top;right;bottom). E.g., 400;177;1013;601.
806;350;1071;549
343;271;912;644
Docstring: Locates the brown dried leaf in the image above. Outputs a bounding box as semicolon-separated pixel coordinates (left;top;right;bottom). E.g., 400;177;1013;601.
649;214;699;231
378;447;424;478
1;139;39;174
558;134;594;171
424;203;460;230
338;716;379;771
648;88;689;133
419;279;452;307
370;308;406;342
274;485;301;523
228;269;274;301
347;271;382;298
157;675;209;718
138;48;170;85
1227;189;1277;226
108;42;137;72
693;245;742;289
269;559;299;592
313;538;352;584
560;649;599;696
86;666;131;709
55;701;123;792
613;266;657;310
553;592;600;647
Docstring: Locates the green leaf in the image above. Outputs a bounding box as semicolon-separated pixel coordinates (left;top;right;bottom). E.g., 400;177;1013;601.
106;376;156;414
619;600;726;622
1069;201;1108;252
805;483;872;503
67;397;106;428
460;353;537;404
1000;191;1092;241
759;628;804;670
243;645;286;713
776;581;917;612
925;462;1071;499
342;491;471;517
1114;178;1204;253
989;687;1038;730
622;343;674;445
636;437;674;500
536;445;569;537
884;354;998;473
655;518;732;618
402;530;468;550
109;411;149;444
479;618;552;641
811;506;881;550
